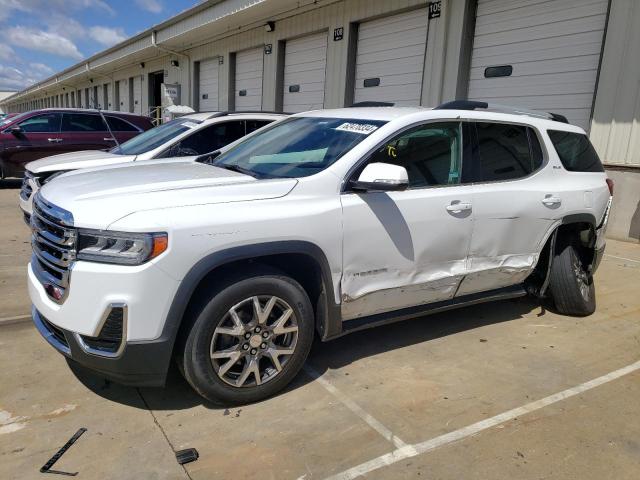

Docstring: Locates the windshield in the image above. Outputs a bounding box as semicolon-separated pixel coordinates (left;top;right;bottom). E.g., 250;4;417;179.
0;111;29;127
212;117;386;178
110;117;202;155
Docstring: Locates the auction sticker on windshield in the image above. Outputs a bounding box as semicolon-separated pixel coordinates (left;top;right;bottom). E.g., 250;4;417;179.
335;123;379;135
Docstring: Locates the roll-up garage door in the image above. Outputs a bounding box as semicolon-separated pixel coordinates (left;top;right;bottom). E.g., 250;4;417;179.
199;58;220;112
354;8;428;107
283;32;328;113
468;0;609;131
235;47;264;111
118;81;127;111
133;76;142;114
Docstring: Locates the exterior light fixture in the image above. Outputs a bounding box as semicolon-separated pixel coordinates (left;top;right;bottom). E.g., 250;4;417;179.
265;21;275;32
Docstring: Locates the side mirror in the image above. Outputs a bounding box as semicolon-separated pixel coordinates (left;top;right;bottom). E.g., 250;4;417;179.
9;126;23;137
351;162;409;192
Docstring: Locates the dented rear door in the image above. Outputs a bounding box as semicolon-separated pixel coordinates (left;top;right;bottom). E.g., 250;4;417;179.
457;122;564;295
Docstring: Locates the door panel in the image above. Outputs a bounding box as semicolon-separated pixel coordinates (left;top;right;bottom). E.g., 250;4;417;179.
1;113;63;175
341;187;474;320
458;123;564;295
341;121;473;320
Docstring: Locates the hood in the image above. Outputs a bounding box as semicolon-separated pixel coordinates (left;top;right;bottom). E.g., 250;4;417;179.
39;161;298;229
26;150;136;174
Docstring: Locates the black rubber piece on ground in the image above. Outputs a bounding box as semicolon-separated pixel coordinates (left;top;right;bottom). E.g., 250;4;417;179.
549;242;596;316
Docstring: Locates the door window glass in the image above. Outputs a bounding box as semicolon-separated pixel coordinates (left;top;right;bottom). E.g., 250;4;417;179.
547;130;604;172
475;122;538;181
246;120;273;134
106;116;139;132
18;113;62;133
62;113;107;132
160;121;247;157
367;122;463;187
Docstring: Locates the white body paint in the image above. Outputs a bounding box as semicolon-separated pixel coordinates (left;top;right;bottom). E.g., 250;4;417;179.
28;107;610;343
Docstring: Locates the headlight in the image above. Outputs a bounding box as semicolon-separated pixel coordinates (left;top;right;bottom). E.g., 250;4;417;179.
76;230;168;265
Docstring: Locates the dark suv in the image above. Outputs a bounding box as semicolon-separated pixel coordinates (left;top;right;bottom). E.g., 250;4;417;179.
0;109;153;178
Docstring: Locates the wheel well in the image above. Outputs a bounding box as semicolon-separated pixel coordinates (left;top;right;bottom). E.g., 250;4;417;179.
555;221;596;268
173;253;327;358
527;221;596;296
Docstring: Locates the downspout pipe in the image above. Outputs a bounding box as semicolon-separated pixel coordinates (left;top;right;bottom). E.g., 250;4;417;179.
151;30;192;107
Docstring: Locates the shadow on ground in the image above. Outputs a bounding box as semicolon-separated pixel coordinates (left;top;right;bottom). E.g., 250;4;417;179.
69;296;542;411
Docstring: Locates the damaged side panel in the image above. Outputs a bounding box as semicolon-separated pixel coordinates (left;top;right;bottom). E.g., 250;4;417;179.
340;186;474;320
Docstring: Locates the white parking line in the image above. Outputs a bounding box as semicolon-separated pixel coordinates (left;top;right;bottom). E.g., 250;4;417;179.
604;254;640;264
304;365;411;450
324;359;640;480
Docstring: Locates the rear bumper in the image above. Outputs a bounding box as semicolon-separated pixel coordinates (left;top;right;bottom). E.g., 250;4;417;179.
32;307;172;387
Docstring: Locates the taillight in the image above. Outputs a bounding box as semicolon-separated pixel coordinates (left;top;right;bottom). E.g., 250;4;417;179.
606;178;614;196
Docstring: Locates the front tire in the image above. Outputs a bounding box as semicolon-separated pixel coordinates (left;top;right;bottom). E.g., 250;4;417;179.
181;272;314;405
549;241;596;316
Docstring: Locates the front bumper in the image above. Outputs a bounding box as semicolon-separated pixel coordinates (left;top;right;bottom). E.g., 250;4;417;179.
32;307;173;386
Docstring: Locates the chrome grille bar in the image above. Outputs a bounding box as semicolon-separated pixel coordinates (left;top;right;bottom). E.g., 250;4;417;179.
30;193;75;304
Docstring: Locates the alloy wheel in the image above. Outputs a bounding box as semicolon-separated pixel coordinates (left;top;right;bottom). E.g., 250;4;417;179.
210;295;299;388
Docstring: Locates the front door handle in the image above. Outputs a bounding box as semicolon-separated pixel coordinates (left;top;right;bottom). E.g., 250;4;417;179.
103;137;116;142
542;195;562;206
446;202;472;213
47;138;63;143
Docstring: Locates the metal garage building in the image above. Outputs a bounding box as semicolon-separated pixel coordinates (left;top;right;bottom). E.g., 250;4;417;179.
1;0;639;242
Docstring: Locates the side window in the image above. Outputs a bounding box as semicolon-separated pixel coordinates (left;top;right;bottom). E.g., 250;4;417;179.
547;130;604;172
106;116;138;132
246;120;272;134
367;122;463;187
475;122;535;182
61;113;106;132
174;120;247;156
18;113;61;133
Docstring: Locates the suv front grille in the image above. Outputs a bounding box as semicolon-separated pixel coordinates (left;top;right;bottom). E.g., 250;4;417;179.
31;194;76;304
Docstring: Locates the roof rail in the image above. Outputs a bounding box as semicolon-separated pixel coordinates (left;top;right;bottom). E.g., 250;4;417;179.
349;101;395;107
435;100;569;124
204;110;289;119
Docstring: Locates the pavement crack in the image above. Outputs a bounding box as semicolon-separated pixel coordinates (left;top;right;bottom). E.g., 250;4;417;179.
136;388;193;480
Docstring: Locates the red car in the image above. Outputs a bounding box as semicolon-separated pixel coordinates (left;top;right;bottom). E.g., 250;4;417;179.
0;108;154;179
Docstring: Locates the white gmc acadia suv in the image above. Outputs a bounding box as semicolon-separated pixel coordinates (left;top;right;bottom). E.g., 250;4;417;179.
19;112;285;219
28;101;612;404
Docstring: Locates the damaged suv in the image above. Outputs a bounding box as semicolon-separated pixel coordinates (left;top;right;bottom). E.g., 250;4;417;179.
28;102;612;404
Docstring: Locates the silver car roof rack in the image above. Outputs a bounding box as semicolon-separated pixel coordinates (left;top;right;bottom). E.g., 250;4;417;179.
435;100;569;124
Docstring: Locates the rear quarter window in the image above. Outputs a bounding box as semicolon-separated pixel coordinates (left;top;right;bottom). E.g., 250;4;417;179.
547;130;604;172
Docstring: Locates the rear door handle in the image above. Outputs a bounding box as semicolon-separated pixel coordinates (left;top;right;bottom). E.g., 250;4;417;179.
47;138;63;143
103;137;116;141
446;202;472;213
542;195;561;206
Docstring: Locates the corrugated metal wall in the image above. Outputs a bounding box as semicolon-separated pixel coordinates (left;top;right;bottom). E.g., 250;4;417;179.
590;0;640;168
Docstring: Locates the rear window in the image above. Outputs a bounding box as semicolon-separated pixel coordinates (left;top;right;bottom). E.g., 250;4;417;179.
547;130;603;172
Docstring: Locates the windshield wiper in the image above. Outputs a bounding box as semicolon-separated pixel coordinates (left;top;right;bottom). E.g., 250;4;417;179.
214;163;260;178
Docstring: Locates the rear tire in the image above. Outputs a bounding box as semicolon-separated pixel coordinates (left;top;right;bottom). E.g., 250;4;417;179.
549;241;596;316
181;271;314;405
